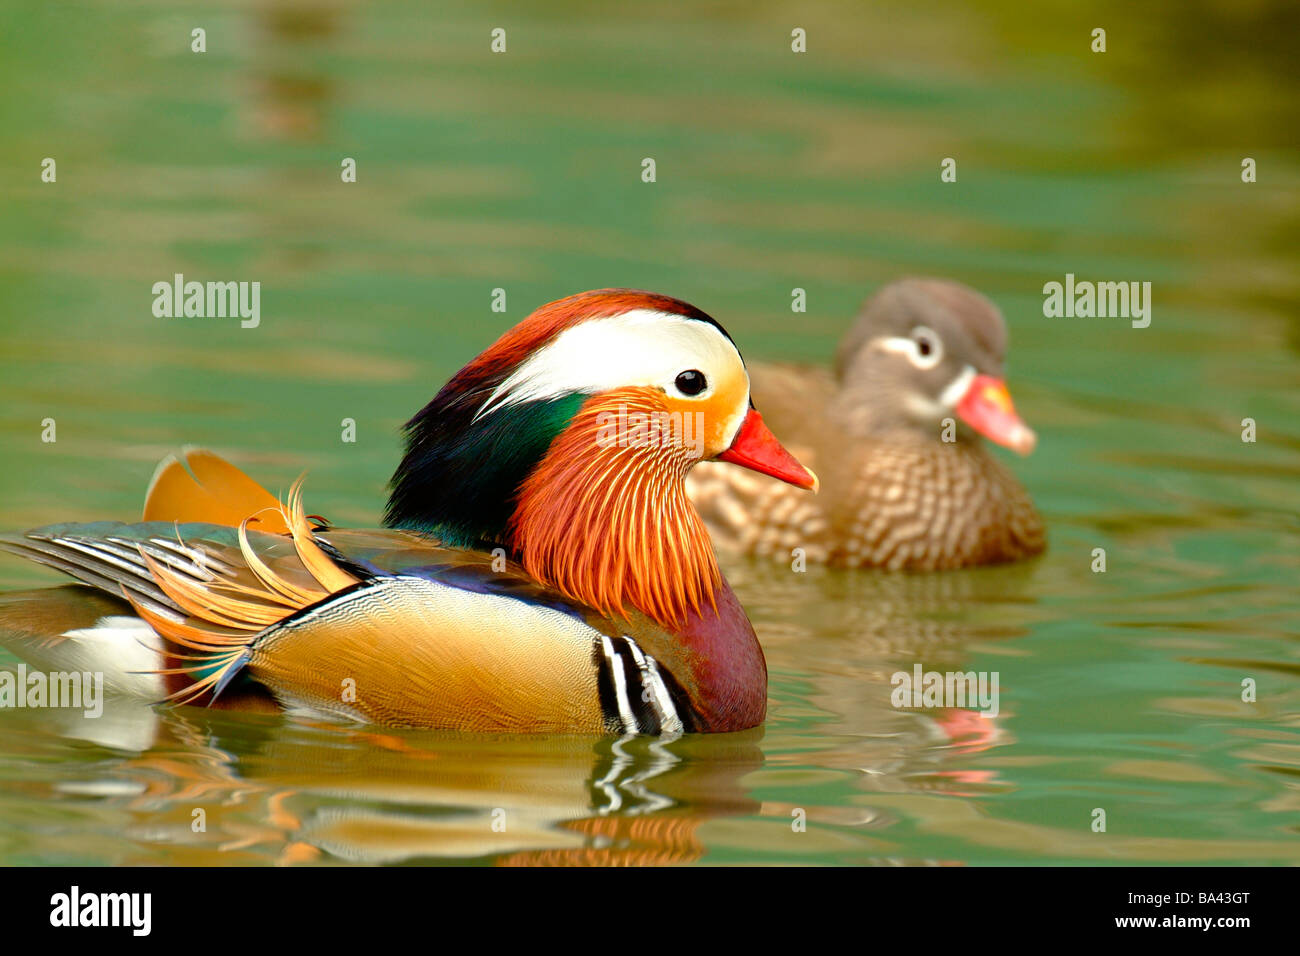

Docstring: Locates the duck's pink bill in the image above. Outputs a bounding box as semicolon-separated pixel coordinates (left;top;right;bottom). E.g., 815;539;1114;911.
956;374;1037;456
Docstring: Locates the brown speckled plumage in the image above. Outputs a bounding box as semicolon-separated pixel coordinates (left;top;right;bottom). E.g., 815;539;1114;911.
688;279;1046;570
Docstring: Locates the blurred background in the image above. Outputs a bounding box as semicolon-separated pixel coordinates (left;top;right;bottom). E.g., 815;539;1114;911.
0;0;1296;865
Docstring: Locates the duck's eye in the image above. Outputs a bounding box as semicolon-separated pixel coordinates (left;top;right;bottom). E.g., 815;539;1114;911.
909;326;943;369
674;369;708;396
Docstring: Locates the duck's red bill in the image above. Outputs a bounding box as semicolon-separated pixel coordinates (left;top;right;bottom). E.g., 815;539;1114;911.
956;374;1037;456
717;409;819;491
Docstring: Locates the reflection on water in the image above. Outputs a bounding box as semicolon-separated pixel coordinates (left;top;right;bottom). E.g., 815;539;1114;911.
0;703;762;865
0;0;1297;865
248;4;343;142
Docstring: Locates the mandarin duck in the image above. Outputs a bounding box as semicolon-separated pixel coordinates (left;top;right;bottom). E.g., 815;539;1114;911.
0;290;816;735
688;279;1044;569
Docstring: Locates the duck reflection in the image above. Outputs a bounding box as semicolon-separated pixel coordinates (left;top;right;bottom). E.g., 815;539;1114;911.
733;557;1038;798
1;699;763;865
246;2;343;142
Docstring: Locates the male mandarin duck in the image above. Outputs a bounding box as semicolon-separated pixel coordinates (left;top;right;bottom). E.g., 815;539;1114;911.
688;278;1045;569
0;289;817;734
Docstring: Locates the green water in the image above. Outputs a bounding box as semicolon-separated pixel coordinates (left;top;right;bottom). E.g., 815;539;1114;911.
0;1;1297;865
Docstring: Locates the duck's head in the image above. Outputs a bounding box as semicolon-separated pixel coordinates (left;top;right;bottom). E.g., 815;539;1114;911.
386;289;816;627
833;278;1036;455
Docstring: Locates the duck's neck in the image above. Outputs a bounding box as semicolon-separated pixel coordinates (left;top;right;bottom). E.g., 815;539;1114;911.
385;392;589;547
507;390;722;632
830;385;984;449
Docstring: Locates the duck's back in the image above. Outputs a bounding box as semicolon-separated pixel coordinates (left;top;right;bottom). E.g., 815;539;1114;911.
0;518;766;733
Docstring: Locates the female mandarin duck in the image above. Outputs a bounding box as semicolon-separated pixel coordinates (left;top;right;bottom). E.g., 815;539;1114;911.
688;278;1045;570
0;290;816;734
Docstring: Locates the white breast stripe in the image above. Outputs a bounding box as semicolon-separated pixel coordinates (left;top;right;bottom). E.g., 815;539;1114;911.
644;658;684;735
600;635;639;733
621;637;683;735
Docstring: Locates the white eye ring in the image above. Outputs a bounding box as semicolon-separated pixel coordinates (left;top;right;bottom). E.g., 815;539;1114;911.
875;328;945;370
908;326;943;369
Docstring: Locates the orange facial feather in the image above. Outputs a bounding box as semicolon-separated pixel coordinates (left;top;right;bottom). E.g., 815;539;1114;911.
508;387;722;631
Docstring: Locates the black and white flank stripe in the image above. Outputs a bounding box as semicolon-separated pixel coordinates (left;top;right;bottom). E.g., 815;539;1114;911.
594;634;693;735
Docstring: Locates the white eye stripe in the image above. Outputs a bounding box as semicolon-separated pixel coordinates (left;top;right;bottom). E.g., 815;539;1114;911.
476;309;741;421
877;326;944;370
